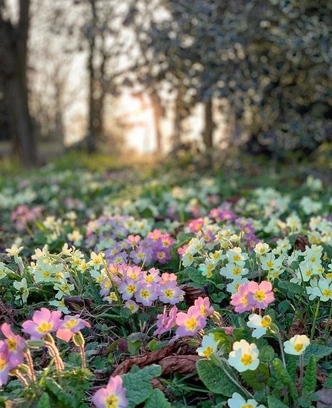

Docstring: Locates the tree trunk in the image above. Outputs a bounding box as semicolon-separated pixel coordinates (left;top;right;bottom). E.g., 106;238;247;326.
150;89;163;155
172;83;184;148
203;96;215;150
0;1;37;167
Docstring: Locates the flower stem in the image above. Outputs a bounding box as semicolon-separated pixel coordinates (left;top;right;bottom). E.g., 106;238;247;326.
44;335;64;372
277;331;287;368
310;299;320;342
213;356;254;399
24;349;36;382
323;304;332;340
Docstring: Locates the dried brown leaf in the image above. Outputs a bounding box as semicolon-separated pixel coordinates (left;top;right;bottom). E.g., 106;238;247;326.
159;355;201;375
294;236;309;252
112;342;176;376
288;319;305;337
181;285;207;307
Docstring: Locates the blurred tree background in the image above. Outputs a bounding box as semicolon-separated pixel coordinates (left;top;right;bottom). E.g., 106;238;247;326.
0;0;331;167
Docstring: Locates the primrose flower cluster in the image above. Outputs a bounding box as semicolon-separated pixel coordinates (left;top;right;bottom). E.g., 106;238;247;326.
86;217;174;265
154;296;214;337
93;262;185;307
0;308;90;386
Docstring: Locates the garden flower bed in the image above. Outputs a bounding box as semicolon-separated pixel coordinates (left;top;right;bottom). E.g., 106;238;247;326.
0;166;331;407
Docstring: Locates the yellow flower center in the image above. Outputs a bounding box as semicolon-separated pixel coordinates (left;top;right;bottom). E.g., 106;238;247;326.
145;276;154;282
157;252;165;259
266;260;274;268
105;393;119;408
294;343;304;352
7;338;17;352
241;353;253;366
43;270;51;278
233;254;241;262
322;289;332;298
202;346;214;357
127;284;136;294
37;322;53;333
242;404;254;408
0;357;8;371
199;305;208;316
140;290;150;299
164;289;174;298
185;317;198;331
261;316;271;328
65;319;79;330
241;296;248;306
254;290;266;302
233;267;241;276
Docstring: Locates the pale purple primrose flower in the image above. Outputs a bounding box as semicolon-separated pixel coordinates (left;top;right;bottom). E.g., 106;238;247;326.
92;375;128;408
22;308;62;339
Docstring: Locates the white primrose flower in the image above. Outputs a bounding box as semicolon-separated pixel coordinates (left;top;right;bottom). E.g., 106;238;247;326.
247;314;272;339
228;340;259;372
284;335;310;355
13;277;29;303
5;244;24;257
228;392;266;408
196;333;218;358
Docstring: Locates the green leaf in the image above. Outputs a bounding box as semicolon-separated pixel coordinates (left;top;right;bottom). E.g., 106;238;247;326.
144;389;171;408
185;267;207;284
36;393;51;408
241;363;270;391
45;378;76;408
303;343;332;365
278;281;302;295
272;358;298;401
122;365;162;408
259;346;275;362
303;355;317;394
286;354;297;382
323;375;332;388
267;395;289;408
196;359;243;397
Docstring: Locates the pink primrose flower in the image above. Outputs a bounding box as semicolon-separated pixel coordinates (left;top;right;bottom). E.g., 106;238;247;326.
178;244;189;256
92;375;128;408
1;323;25;366
188;219;204;233
0;342;11;386
126;235;141;248
161;235;174;248
175;306;207;337
160;273;177;284
194;297;214;317
230;283;253;313
247;281;275;309
154;306;178;336
56;315;91;342
123;265;142;281
147;229;162;241
142;268;160;284
22;308;62;339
